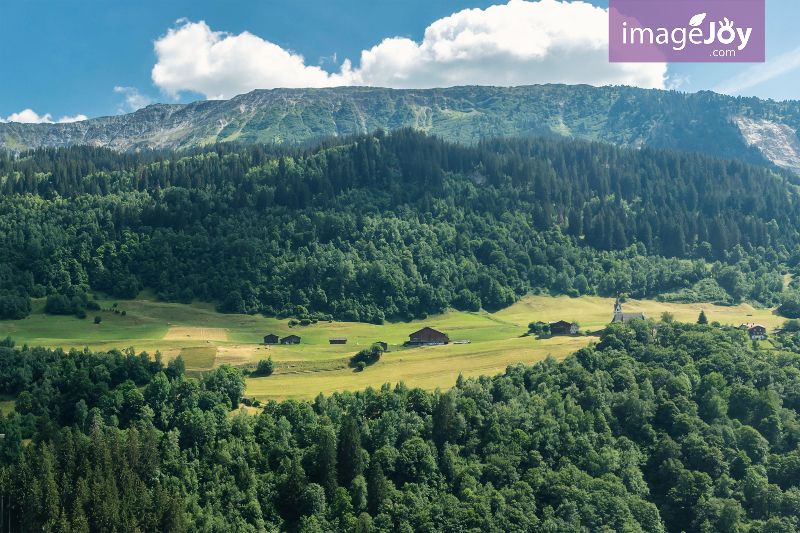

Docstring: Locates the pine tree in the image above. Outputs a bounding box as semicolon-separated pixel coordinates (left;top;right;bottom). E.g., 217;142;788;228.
433;392;457;448
337;417;364;486
313;425;338;498
698;310;708;324
280;456;307;523
367;465;388;516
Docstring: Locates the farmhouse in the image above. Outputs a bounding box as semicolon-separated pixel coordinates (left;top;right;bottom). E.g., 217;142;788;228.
408;327;449;345
280;334;301;345
263;334;279;345
329;337;347;344
741;324;767;340
611;298;646;323
549;320;580;335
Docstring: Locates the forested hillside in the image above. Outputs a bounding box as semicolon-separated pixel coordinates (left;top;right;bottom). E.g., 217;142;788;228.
1;129;798;322
2;320;799;532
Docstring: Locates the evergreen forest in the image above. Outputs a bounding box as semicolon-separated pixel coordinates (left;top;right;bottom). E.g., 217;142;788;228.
1;319;800;532
1;129;799;323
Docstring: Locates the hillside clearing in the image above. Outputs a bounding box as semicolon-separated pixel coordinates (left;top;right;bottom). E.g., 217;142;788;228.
1;293;786;402
164;326;228;341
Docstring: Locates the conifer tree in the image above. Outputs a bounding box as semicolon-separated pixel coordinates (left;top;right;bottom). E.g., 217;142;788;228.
337;417;364;486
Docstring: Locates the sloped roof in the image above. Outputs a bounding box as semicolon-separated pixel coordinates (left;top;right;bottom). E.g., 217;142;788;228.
410;326;448;337
612;312;646;322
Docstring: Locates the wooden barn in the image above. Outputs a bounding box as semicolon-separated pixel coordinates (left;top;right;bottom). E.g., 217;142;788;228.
408;327;449;345
378;342;388;352
549;320;579;335
329;337;347;344
263;334;279;345
280;334;301;345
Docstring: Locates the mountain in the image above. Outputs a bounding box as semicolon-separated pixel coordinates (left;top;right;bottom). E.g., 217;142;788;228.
2;85;799;175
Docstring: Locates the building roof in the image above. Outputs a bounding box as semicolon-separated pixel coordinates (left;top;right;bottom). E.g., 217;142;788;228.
329;337;347;341
410;326;448;337
612;297;645;323
549;320;575;327
612;312;646;322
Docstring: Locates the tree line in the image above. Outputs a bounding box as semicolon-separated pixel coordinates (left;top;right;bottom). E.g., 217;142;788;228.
0;129;797;322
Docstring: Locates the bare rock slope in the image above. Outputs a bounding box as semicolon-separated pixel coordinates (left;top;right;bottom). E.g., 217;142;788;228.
2;85;798;175
732;115;800;176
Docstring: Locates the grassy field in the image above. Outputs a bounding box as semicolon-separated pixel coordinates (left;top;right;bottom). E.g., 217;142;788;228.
0;292;786;402
0;394;16;416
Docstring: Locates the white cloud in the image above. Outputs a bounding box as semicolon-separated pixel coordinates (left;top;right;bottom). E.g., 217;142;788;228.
713;45;800;96
4;109;54;123
151;0;666;100
1;109;87;124
114;86;154;112
318;53;337;66
58;114;88;123
151;19;337;99
666;73;690;91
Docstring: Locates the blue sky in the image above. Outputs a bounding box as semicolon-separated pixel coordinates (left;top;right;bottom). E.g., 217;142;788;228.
1;0;798;123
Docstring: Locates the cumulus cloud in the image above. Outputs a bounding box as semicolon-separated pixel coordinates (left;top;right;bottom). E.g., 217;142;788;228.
151;18;336;99
114;86;154;112
151;0;666;100
1;109;87;123
4;109;54;123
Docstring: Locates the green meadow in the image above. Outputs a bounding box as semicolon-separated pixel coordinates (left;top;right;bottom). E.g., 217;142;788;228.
1;291;785;402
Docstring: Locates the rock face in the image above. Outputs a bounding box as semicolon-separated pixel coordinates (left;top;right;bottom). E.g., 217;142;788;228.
2;85;799;174
731;116;800;176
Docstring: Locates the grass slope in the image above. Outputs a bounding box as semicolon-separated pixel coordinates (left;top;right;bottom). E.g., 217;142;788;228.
1;293;784;401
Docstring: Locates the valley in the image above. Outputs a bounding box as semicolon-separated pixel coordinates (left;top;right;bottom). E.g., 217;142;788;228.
4;0;800;528
1;291;784;401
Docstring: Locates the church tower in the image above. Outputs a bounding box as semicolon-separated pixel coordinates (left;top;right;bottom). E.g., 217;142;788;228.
613;297;623;322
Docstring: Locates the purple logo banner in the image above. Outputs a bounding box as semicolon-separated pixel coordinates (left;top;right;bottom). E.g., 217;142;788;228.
609;0;765;62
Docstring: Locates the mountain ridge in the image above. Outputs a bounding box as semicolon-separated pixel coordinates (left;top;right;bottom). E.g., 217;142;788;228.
2;84;799;174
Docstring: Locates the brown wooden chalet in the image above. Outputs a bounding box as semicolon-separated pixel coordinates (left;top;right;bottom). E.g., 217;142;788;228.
408;327;449;345
263;334;279;345
280;334;301;345
329;337;347;344
741;324;767;340
549;320;579;335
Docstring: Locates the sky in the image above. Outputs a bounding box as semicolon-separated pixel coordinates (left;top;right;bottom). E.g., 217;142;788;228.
1;0;798;123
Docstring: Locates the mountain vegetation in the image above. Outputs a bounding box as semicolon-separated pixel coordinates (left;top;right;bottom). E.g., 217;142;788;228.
2;318;800;532
2;85;799;175
1;129;798;322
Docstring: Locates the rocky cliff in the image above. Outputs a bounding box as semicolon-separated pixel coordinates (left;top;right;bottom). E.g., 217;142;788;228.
2;85;799;175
